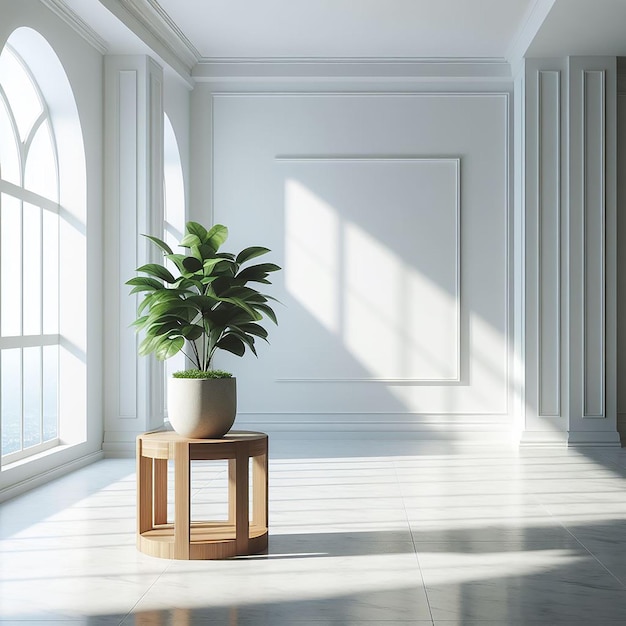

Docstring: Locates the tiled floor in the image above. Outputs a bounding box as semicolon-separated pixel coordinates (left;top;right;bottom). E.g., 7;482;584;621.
2;437;626;624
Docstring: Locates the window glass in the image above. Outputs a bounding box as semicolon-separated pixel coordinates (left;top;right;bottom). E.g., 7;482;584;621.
42;209;59;334
42;345;58;442
0;95;20;184
0;193;22;337
22;202;42;336
0;47;42;142
23;346;42;448
1;348;21;456
24;120;57;199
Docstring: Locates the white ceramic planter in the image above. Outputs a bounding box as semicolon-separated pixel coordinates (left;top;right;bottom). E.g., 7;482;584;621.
167;377;237;438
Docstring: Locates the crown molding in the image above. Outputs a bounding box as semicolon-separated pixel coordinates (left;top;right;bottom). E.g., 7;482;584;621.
115;0;200;70
193;57;512;82
506;0;556;73
40;0;109;55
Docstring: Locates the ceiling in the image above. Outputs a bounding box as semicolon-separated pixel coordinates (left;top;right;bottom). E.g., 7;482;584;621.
155;0;532;60
57;0;626;75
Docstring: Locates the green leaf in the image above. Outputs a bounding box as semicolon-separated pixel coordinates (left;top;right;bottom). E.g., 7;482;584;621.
186;221;208;243
138;334;160;356
130;315;149;329
137;291;161;315
216;334;246;357
181;324;204;341
165;253;190;275
148;319;182;336
182;256;203;273
220;296;262;321
180;233;202;248
203;257;229;275
143;234;173;255
236;263;281;282
146;300;197;319
185;294;219;314
236;246;271;265
155;335;185;360
136;263;176;284
253;302;278;325
206;224;228;251
228;329;257;355
126;276;163;289
236;322;268;340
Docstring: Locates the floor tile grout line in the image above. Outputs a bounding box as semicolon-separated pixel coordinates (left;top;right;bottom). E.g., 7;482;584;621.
532;494;626;591
119;473;179;624
393;457;436;626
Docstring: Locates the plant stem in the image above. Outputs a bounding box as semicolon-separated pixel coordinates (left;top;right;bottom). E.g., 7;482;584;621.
190;340;201;371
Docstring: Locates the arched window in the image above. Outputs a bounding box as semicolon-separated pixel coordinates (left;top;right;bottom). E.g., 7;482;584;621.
163;113;186;383
0;29;85;464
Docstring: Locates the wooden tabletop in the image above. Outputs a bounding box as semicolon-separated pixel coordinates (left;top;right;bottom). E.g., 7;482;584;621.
137;429;267;444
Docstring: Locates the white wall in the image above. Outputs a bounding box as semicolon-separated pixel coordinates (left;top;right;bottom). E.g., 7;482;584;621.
193;77;514;443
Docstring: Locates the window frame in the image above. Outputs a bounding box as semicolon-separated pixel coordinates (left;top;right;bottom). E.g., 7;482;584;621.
0;43;61;464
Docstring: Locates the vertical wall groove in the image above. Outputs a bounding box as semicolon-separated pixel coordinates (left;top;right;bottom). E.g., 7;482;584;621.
537;70;561;417
582;69;606;418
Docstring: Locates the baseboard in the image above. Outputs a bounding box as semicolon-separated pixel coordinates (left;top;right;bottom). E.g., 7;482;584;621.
518;430;569;447
234;414;513;445
566;430;622;447
617;413;626;444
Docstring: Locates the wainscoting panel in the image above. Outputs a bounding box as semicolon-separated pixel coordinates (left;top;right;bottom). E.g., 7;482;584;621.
209;91;510;437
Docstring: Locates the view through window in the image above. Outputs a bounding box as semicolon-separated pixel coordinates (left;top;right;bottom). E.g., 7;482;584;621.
0;42;60;461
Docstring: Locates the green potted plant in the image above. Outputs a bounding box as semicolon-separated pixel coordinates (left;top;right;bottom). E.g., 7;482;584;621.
126;221;280;438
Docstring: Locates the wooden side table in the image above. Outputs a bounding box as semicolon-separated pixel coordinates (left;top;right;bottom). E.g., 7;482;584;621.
136;430;268;560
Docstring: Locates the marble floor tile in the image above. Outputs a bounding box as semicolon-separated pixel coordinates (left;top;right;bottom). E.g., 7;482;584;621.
2;442;626;624
419;541;626;623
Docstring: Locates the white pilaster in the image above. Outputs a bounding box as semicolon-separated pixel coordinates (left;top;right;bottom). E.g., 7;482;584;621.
567;57;619;446
522;56;619;446
103;55;165;456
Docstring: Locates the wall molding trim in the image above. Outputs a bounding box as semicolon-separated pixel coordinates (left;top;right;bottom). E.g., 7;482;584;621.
194;57;512;82
581;68;607;419
40;0;109;55
99;0;199;76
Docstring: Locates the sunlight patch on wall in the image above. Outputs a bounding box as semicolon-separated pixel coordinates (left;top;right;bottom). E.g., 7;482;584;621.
285;179;340;333
344;221;458;381
284;169;459;382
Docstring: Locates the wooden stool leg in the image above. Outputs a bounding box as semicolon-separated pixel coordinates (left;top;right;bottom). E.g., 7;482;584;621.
137;439;154;535
252;451;268;529
228;458;236;525
153;458;168;525
229;450;249;555
174;441;190;559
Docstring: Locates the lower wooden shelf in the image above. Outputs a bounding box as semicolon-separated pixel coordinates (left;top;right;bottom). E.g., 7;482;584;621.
138;522;269;560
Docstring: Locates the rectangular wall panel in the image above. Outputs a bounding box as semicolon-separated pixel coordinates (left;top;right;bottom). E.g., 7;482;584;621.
277;157;460;382
538;71;561;416
211;92;510;423
117;70;138;419
583;70;606;418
